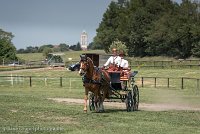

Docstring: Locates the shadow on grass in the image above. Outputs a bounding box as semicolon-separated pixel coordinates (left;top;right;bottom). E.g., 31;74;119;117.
91;109;141;113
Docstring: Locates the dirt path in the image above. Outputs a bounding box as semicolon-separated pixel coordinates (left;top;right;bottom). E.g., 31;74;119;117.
48;98;200;111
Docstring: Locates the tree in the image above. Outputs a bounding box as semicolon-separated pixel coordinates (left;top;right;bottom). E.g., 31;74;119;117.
43;47;53;58
24;46;39;53
69;42;82;51
69;45;76;50
192;41;200;57
75;42;81;51
94;1;121;53
87;42;103;50
109;40;128;55
0;28;17;63
94;0;200;58
38;44;54;53
17;48;25;53
59;43;69;52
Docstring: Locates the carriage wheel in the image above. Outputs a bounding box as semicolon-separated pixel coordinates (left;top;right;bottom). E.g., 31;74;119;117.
133;85;139;111
125;91;135;112
89;93;95;111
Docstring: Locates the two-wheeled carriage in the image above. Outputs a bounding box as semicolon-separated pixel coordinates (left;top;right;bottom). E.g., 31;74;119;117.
79;53;139;112
89;69;139;112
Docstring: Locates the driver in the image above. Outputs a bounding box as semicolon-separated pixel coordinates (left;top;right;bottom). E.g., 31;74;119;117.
103;48;121;71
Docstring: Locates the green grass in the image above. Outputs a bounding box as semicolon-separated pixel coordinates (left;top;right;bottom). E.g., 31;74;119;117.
0;68;200;133
17;50;106;62
0;87;200;134
17;53;44;61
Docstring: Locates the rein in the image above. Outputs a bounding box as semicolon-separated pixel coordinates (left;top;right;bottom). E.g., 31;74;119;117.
82;67;103;85
80;58;102;85
82;76;101;85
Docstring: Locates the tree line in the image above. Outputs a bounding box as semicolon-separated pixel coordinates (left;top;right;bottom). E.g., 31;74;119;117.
0;27;83;63
17;42;82;53
17;42;82;58
93;0;200;58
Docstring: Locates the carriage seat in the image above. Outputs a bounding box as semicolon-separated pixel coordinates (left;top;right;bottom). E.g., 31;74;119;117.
129;71;138;77
120;68;131;81
108;71;123;90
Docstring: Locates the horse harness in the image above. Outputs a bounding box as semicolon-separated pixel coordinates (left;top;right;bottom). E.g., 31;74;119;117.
82;67;107;86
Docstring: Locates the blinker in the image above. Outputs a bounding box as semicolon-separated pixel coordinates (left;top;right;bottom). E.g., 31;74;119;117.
80;54;87;61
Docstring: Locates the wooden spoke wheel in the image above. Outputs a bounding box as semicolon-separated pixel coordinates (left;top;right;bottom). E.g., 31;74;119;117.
133;85;139;111
125;91;135;112
125;85;139;112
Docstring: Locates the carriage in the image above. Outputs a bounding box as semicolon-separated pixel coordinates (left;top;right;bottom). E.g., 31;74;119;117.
80;53;139;112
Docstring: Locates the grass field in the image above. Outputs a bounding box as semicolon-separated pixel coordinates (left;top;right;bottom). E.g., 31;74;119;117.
0;67;200;134
17;50;107;62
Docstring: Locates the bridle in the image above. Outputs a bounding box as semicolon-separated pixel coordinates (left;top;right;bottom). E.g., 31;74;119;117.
79;55;90;76
80;59;89;72
79;56;102;85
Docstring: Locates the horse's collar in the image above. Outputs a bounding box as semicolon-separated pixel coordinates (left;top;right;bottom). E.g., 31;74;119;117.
82;76;101;85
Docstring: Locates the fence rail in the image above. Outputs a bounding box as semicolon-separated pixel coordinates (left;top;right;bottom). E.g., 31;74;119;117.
139;76;199;88
129;59;200;69
0;76;82;90
0;75;199;94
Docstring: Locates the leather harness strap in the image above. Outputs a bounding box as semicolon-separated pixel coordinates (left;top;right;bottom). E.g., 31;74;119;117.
82;68;103;85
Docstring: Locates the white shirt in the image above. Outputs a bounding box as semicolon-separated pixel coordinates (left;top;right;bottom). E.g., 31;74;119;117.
104;56;121;67
119;59;129;68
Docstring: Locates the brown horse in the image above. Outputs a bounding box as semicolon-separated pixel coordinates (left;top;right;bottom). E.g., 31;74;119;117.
79;55;111;112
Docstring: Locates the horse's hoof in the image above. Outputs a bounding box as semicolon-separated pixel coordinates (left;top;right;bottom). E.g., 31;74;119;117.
96;109;104;113
99;110;105;113
84;110;87;113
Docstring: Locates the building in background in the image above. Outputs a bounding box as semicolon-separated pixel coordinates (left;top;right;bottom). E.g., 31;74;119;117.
80;30;88;50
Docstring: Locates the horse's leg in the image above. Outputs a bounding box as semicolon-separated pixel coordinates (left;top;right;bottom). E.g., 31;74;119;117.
94;91;100;112
98;87;105;112
99;98;104;112
100;86;110;112
84;88;89;112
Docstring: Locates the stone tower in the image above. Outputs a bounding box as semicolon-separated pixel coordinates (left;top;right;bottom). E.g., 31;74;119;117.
80;30;88;50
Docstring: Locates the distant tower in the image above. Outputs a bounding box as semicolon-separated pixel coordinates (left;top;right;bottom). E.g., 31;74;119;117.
80;30;88;50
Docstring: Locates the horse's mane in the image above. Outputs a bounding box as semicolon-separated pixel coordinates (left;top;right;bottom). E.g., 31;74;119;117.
87;57;110;82
87;57;94;68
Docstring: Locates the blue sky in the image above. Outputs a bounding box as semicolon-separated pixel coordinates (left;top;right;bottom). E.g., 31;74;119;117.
0;0;182;49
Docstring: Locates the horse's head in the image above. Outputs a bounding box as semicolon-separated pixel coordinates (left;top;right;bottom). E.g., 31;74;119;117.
79;55;93;76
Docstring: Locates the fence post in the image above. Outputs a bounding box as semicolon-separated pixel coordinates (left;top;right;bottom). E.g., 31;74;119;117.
141;77;144;87
197;79;199;94
167;78;169;88
11;74;13;86
70;78;72;91
154;77;156;88
181;77;184;89
60;77;62;87
29;76;32;87
45;78;47;86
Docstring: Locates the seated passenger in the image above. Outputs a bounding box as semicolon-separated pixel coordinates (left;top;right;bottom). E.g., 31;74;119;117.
119;51;129;70
103;48;121;71
118;51;131;79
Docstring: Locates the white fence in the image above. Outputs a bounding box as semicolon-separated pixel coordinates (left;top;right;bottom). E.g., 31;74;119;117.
0;75;199;94
0;75;82;89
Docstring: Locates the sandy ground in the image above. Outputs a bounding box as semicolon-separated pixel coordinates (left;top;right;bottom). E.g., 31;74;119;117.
48;98;200;111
